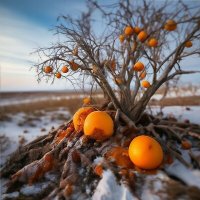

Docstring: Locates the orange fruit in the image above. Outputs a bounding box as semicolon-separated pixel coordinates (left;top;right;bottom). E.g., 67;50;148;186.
137;31;148;42
148;38;158;47
94;164;103;177
141;80;151;88
119;35;125;43
69;60;79;71
105;147;133;168
181;139;192;149
129;135;163;169
164;19;177;31
124;26;134;36
56;72;61;79
185;41;192;48
84;111;114;141
44;66;53;73
73;107;95;132
139;71;146;80
62;66;69;73
133;26;141;34
83;97;91;105
133;62;145;71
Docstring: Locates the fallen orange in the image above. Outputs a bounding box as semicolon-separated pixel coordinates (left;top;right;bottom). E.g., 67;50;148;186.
129;135;163;169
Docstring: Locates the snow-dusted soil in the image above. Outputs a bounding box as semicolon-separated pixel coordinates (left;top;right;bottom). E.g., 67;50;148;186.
0;108;71;167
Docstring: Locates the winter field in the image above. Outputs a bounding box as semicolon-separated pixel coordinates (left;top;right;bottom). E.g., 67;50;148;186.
0;87;200;199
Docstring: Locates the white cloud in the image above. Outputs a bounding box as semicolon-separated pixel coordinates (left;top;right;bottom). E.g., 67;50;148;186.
0;7;73;91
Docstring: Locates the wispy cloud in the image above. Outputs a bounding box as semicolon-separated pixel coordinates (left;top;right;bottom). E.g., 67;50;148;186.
0;6;70;91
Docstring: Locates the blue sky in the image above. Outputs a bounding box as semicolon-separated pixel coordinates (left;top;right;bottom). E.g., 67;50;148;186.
0;0;200;91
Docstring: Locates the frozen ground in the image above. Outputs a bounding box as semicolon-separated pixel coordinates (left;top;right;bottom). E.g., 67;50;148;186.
1;105;200;199
0;108;71;167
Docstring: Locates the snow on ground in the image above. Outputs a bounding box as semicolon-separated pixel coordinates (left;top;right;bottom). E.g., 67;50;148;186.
149;106;200;124
1;105;200;199
0;108;71;167
165;160;200;189
92;170;138;200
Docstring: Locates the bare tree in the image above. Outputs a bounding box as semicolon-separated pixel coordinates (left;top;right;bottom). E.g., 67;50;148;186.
34;0;200;123
2;1;200;199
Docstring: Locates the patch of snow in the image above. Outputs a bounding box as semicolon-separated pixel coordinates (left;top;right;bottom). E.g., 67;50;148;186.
141;172;169;200
93;157;104;165
2;191;19;199
149;106;200;124
92;170;138;200
0;108;71;167
20;182;50;196
165;160;200;189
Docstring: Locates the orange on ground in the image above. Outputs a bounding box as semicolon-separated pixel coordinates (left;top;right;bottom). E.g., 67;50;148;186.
137;31;148;42
62;66;69;73
84;111;114;141
139;71;146;80
124;26;134;36
69;60;79;71
73;107;95;132
164;19;177;31
83;97;91;105
185;41;192;48
133;62;145;72
105;146;133;168
141;80;151;88
133;26;141;34
56;72;61;79
148;38;158;47
119;35;125;43
129;135;163;170
44;66;53;73
64;183;73;197
181;139;192;149
94;164;103;177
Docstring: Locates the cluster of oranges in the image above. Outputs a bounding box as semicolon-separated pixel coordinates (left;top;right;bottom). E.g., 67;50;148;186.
73;107;114;141
43;46;80;79
118;19;193;89
44;60;80;79
72;106;164;170
119;25;157;47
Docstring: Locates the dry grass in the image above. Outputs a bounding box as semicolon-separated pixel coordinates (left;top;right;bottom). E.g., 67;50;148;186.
150;96;200;106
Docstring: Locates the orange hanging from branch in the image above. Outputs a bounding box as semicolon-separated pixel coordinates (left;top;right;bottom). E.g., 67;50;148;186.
56;72;61;79
164;19;177;31
185;41;192;48
133;62;145;72
141;80;151;88
124;26;134;36
137;31;148;42
62;66;69;73
148;38;158;47
44;66;53;73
